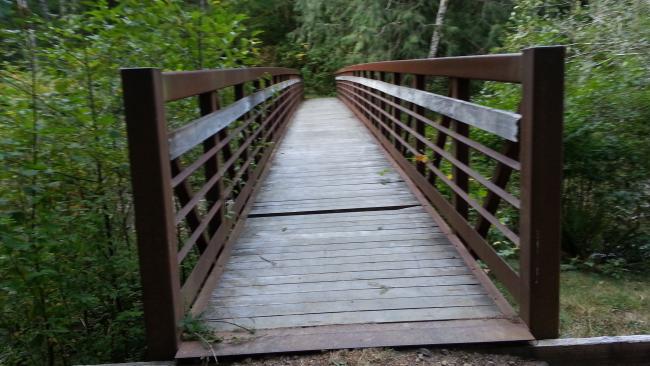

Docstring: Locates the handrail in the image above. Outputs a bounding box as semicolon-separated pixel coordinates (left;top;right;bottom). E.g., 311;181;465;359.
121;66;303;360
336;46;564;340
337;53;522;83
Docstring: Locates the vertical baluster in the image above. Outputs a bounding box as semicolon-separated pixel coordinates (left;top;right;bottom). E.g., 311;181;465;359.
392;73;403;153
199;90;225;237
451;78;471;218
413;75;426;174
234;83;249;184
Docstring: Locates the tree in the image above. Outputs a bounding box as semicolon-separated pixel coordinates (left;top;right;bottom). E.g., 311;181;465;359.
428;0;449;57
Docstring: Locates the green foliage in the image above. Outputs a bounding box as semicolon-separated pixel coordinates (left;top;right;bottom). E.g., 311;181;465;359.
280;0;514;95
482;0;650;271
0;1;258;364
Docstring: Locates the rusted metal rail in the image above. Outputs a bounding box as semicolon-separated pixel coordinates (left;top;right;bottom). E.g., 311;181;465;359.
121;67;303;360
336;46;565;340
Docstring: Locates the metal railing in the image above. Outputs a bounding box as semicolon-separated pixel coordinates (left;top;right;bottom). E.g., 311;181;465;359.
121;67;303;359
336;46;564;340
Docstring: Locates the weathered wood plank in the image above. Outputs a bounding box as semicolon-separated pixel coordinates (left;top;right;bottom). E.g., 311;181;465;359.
177;319;534;358
223;258;466;278
235;232;445;249
229;244;453;263
240;222;437;238
207;294;493;318
232;238;448;255
220;266;469;287
225;250;461;270
211;284;487;307
212;274;478;297
206;305;502;331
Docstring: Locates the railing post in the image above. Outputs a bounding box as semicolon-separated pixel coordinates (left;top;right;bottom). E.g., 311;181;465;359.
121;68;182;360
199;91;225;237
519;46;564;339
413;75;426;174
451;78;470;218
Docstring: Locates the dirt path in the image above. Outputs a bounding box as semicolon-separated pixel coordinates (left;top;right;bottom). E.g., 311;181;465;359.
225;347;547;366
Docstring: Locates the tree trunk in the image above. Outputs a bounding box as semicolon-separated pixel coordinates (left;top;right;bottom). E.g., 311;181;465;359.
428;0;449;58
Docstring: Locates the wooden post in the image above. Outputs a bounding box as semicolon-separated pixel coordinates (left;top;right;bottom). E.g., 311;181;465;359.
451;78;470;218
199;91;224;237
392;73;403;152
519;46;565;339
413;75;426;174
121;68;181;360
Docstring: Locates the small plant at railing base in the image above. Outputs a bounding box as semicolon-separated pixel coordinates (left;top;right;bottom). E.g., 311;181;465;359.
224;199;236;220
180;314;223;344
378;168;391;176
493;240;519;260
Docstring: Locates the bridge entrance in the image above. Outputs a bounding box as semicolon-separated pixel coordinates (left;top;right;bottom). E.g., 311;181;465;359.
121;47;564;361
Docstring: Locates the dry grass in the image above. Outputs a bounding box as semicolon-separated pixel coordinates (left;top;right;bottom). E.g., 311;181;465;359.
226;348;546;366
559;271;650;337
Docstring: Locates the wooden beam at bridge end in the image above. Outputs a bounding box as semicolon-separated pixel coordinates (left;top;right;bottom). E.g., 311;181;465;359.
519;46;565;339
121;68;182;360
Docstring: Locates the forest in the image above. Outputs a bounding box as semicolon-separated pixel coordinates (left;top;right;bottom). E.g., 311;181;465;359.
0;0;648;364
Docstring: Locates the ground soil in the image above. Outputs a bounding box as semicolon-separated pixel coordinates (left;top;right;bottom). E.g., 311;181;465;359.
223;347;547;366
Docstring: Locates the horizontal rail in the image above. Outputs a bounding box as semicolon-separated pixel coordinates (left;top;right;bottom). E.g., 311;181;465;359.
338;81;521;171
337;76;520;141
162;67;300;101
336;53;522;83
168;79;300;159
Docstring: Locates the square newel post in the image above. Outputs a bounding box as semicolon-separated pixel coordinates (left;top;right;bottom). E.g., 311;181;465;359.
121;68;182;360
519;46;565;339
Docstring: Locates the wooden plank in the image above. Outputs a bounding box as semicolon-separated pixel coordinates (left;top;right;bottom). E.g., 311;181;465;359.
255;187;413;203
250;199;419;215
168;79;300;159
336;76;520;141
178;319;533;358
235;232;445;249
244;206;427;224
232;238;447;254
241;222;437;238
229;245;453;263
264;166;396;180
238;226;440;242
223;258;466;278
243;212;432;230
206;305;502;331
259;176;403;189
225;250;461;271
211;284;487;307
207;294;493;318
220;266;469;287
212;274;478;297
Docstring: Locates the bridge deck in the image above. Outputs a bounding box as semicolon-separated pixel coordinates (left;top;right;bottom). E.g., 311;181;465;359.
183;98;532;358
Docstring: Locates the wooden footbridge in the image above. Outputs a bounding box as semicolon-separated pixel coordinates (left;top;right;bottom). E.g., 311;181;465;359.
121;46;564;361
